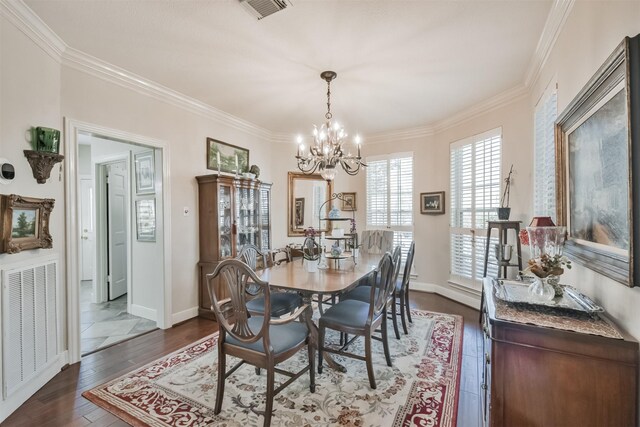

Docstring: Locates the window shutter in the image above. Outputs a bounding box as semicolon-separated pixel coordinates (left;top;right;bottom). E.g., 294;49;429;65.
366;159;388;227
450;128;501;289
534;88;558;219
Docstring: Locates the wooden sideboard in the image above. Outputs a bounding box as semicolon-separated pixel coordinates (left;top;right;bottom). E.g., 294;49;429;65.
481;279;638;427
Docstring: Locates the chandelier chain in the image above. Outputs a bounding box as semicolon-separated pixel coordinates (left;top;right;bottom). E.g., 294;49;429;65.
325;79;332;120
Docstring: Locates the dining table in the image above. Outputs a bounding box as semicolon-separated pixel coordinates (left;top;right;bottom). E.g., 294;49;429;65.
257;253;381;372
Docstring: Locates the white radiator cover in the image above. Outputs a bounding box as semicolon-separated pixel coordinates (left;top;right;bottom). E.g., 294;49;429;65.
2;258;60;399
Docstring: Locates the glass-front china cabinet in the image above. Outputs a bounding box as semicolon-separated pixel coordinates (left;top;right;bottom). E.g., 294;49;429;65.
196;174;271;319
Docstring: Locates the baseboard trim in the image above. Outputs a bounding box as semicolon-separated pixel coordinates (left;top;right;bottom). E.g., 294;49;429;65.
412;281;481;310
0;350;68;424
130;304;157;322
172;307;199;325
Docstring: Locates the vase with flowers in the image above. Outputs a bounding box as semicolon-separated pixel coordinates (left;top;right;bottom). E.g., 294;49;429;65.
522;226;571;300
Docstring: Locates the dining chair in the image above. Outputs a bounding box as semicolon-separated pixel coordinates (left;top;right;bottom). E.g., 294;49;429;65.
342;245;403;339
395;241;416;334
207;259;315;427
237;244;303;317
317;252;395;389
271;247;292;266
360;230;394;254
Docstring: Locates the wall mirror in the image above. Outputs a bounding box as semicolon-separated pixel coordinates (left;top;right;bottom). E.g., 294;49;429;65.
288;172;333;237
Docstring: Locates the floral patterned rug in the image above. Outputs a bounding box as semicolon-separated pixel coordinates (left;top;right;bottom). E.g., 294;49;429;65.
83;310;463;426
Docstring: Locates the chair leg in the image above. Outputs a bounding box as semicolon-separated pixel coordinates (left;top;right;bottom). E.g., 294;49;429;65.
390;298;401;340
255;367;261;375
215;349;226;414
405;289;413;323
364;333;376;389
307;339;316;393
317;325;325;374
381;313;392;367
264;368;275;427
399;293;409;335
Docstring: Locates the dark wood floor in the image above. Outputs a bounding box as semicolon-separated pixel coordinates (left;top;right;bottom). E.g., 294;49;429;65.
2;292;482;427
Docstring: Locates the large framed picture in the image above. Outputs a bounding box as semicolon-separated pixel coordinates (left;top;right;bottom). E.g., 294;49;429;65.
136;198;156;242
206;138;249;175
420;191;445;214
556;35;640;288
135;151;155;194
0;194;54;254
341;192;357;211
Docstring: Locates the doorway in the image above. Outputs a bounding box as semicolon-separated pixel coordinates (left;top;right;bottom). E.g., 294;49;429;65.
66;120;172;363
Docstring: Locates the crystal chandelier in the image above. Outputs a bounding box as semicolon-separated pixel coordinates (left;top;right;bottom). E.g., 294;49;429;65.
295;71;366;181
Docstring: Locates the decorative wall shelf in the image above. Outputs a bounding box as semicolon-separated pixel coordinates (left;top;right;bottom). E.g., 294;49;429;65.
23;150;64;184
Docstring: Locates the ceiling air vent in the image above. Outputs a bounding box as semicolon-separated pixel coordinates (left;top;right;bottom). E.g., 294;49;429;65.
239;0;291;20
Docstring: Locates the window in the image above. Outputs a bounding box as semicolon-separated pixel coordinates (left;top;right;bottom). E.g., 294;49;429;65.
366;153;413;262
450;128;501;290
534;83;558;219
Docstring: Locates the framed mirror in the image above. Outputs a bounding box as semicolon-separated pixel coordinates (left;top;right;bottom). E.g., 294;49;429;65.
288;172;333;237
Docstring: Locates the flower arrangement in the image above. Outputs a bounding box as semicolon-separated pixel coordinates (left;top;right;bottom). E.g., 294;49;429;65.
304;226;317;238
523;254;572;278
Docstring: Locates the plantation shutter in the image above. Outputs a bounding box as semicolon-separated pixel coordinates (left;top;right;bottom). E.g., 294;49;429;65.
534;84;558;219
450;128;501;289
366;153;413;263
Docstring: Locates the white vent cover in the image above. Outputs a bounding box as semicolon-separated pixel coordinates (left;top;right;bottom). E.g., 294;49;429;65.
240;0;291;20
2;259;59;398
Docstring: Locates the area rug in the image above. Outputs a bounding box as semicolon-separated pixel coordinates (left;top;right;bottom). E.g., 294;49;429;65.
83;310;463;426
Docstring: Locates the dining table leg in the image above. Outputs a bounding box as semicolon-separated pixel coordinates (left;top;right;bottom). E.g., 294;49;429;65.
301;293;347;373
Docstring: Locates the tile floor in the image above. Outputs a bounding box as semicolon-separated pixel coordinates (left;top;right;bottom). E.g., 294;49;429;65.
81;280;157;354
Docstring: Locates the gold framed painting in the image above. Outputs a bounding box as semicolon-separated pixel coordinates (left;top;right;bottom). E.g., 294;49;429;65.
0;194;54;254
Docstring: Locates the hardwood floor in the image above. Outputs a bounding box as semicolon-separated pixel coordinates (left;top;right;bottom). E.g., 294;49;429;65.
2;292;482;427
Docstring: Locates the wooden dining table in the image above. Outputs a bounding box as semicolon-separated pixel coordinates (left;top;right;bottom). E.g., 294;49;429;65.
257;253;381;372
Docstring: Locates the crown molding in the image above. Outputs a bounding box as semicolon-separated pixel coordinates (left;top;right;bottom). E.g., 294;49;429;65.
0;0;66;61
61;48;272;140
524;0;575;89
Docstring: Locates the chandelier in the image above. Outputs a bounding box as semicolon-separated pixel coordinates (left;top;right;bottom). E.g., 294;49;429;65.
295;71;366;181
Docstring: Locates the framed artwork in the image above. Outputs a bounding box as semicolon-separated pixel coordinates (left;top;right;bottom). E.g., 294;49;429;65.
341;192;357;211
135;151;155;194
556;35;640;287
206;138;249;175
0;194;54;254
420;191;445;214
294;197;305;227
136;198;156;242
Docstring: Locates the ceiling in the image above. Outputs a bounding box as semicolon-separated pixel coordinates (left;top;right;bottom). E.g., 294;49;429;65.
25;0;552;138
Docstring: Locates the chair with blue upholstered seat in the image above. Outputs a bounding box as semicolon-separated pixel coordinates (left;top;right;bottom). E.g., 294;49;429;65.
395;241;415;334
237;244;303;317
207;259;315;427
343;245;403;339
318;252;395;389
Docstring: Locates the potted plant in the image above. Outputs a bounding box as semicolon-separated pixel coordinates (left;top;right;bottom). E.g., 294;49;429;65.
498;165;513;220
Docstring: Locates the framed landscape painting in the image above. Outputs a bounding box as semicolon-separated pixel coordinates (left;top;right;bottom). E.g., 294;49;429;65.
0;194;54;254
206;138;249;175
556;35;640;287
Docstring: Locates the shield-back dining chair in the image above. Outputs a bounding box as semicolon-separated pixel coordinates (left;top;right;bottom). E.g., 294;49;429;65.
237;244;303;317
342;245;403;339
317;252;395;389
360;230;394;254
395;241;415;334
207;259;315;427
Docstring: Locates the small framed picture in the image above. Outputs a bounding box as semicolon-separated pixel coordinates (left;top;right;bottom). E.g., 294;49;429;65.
136;198;156;242
341;192;356;211
206;138;249;175
420;191;445;215
294;197;305;227
0;194;55;253
135;151;155;194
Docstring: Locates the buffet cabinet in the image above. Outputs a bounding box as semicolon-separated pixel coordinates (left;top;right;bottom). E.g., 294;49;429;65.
196;174;272;319
481;279;638;427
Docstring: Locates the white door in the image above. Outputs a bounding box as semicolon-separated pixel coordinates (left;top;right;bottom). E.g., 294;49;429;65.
80;178;95;281
107;161;128;300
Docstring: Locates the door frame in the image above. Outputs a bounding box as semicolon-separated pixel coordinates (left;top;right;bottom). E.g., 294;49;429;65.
94;155;132;307
64;118;173;364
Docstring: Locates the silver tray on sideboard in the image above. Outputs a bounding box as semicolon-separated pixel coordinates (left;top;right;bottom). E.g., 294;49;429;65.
493;279;604;314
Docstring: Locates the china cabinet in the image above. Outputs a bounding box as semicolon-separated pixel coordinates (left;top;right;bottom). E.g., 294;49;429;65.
196;174;272;319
